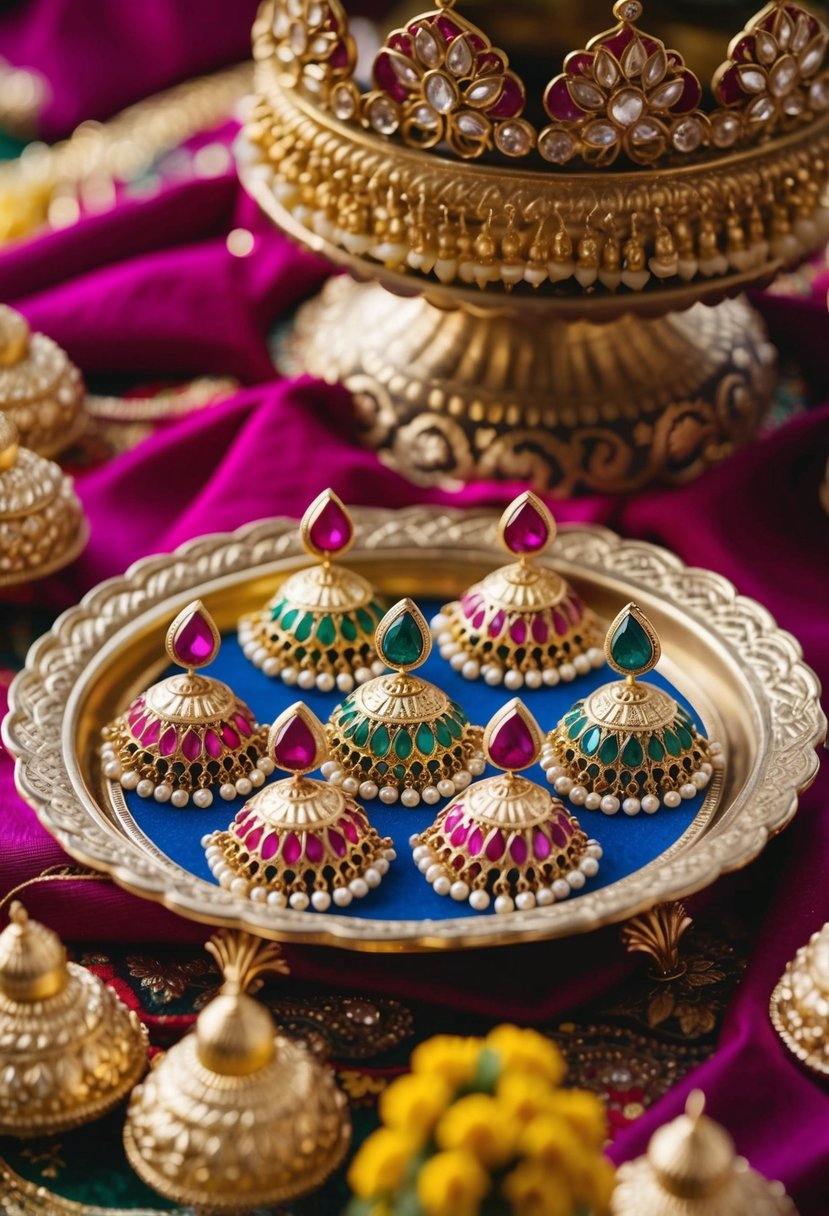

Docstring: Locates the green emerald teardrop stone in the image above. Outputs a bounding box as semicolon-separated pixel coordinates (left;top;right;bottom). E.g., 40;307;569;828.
381;610;425;668
609;612;654;673
394;729;413;760
352;719;370;748
316;615;336;646
371;724;391;758
621;736;644;768
664;729;682;757
294;613;314;643
676;724;694;750
281;608;299;630
356;607;375;633
445;716;463;740
567;716;588;740
598;735;619;764
581;726;602;756
416;724;435;755
647;735;665;762
269;599;288;622
341;616;357;642
435;721;452;748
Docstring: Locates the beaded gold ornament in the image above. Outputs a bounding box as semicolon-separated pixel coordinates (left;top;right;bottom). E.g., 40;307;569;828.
204;702;395;911
412;699;602;914
325;598;485;807
101;600;271;808
0;902;148;1137
432;492;605;689
238;488;388;693
542;602;721;815
124;931;351;1213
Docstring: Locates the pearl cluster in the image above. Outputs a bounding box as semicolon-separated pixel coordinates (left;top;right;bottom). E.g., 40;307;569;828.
238;619;385;694
203;834;397;911
540;741;722;815
431;612;605;688
321;754;487;807
102;743;275;809
409;833;603;913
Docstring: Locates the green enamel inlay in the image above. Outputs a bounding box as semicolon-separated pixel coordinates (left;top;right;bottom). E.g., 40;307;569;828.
393;764;406;780
598;735;619;765
435;721;452;748
380;610;425;668
341;616;358;642
294;613;314;643
371;724;391;758
352;719;371;748
581;726;602;756
563;705;585;726
647;735;665;762
394;729;413;760
676;724;694;751
416;724;435;755
370;600;387;617
621;736;644;768
357;607;375;633
609;611;654;673
567;716;587;740
269;599;288;622
664;729;682;758
316;615;336;646
281;608;299;630
445;715;463;740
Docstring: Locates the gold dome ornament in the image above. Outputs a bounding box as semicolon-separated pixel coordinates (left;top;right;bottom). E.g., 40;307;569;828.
770;921;829;1077
204;702;395;911
0;305;85;455
0;902;148;1137
238;488;388;693
0;414;88;585
123;930;351;1213
542;602;721;816
431;491;605;689
412;699;602;914
101;600;271;808
611;1090;797;1215
325;597;485;807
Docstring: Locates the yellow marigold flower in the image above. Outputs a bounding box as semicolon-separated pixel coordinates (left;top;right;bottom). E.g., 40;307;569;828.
411;1035;484;1087
546;1089;608;1150
485;1025;566;1086
379;1074;453;1143
435;1093;516;1167
497;1073;559;1128
581;1155;616;1216
417;1148;490;1216
501;1159;573;1216
519;1113;585;1172
347;1126;417;1198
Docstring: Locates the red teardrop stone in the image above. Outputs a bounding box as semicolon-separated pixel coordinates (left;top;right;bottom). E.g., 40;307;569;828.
308;495;354;555
503;499;551;554
171;608;217;668
488;709;538;771
272;713;319;771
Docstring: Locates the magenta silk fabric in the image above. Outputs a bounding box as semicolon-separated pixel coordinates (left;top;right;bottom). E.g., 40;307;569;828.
0;155;827;1208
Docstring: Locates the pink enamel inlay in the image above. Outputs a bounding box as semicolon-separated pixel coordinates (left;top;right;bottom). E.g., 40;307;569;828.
444;806;465;832
488;610;506;639
468;827;484;855
139;718;161;747
553;611;569;637
221;723;240;750
510;835;528;864
472;609;486;630
328;828;347;858
205;730;223;759
261;833;279;861
282;833;302;865
159;727;177;757
485;830;506;861
234;714;252;737
550;821;568;848
341;818;360;845
488;73;524;118
181;731;202;761
533;829;552;860
510;618;527;645
557;811;574;838
306;834;324;863
450;823;471;848
246;826;263;852
532;616;549;645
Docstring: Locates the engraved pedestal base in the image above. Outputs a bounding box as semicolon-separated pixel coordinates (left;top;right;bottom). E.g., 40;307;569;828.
292;278;777;495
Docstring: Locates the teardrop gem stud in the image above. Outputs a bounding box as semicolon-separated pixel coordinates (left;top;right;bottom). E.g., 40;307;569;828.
375;598;432;672
167;600;221;671
269;702;327;775
606;602;660;678
500;490;556;556
484;699;543;772
301;488;355;559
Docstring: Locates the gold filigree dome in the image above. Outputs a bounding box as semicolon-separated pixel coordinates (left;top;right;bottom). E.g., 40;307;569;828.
0;902;67;1002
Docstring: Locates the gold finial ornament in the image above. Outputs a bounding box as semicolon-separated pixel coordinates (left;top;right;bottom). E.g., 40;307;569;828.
238;488;388;693
101;600;270;807
204;702;395;910
325;597;485;806
611;1091;798;1214
542;602;721;815
0;414;88;586
770;921;829;1077
432;491;605;689
0;902;148;1137
123;930;351;1213
0;305;85;455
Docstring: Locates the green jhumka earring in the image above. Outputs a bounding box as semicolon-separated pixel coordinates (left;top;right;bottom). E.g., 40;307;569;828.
324;598;485;807
541;602;722;815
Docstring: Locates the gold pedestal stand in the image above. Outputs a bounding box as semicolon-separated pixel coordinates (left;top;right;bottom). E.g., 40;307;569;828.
293;277;776;493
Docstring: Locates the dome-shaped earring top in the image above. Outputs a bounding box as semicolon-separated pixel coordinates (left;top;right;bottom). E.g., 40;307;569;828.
432;492;605;689
0;902;148;1137
542;602;721;816
124;930;351;1213
101;600;271;808
326;597;485;807
205;702;396;911
412;699;602;913
239;488;388;693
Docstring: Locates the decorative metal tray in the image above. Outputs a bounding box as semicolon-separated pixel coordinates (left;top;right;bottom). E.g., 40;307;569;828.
4;509;824;952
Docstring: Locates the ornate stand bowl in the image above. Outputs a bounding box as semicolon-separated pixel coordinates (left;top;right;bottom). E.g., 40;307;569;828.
240;0;829;492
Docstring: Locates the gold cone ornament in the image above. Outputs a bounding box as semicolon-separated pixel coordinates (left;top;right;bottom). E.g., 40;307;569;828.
770;921;829;1077
123;930;351;1213
0;414;88;585
0;902;148;1137
611;1091;797;1215
0;304;85;455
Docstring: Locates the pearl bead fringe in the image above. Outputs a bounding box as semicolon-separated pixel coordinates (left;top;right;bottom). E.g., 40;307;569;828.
431;616;605;687
238;621;381;692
